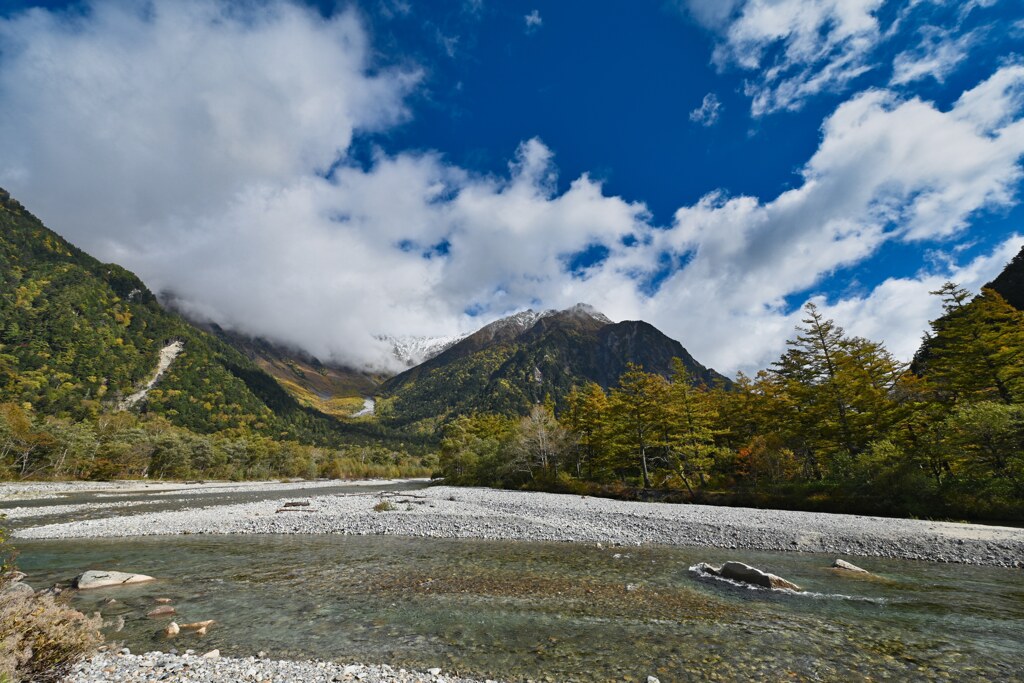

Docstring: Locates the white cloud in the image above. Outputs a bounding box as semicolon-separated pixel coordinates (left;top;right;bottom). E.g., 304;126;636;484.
680;0;1005;117
891;26;979;86
689;92;722;126
818;234;1024;362
602;67;1024;373
1;1;1023;379
0;0;417;249
524;9;542;32
682;0;886;116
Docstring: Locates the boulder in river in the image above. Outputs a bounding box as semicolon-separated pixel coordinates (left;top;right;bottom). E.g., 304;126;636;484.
164;621;180;637
695;561;801;591
73;570;155;590
832;559;870;574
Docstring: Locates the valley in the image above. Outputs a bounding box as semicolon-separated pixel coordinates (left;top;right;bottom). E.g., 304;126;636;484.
2;184;1023;682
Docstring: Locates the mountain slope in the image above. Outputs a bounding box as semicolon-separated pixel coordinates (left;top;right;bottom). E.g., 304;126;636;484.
0;187;366;442
379;303;728;427
986;244;1024;311
200;324;384;417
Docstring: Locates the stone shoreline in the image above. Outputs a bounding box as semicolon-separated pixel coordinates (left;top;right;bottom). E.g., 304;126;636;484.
0;477;426;502
69;650;495;683
15;484;1024;567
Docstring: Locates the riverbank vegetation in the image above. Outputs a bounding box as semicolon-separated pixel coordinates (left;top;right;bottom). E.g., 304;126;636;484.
0;522;102;683
0;407;434;482
438;286;1024;521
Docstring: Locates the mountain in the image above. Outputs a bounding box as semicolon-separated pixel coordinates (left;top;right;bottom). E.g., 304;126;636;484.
378;303;729;427
0;187;368;442
986;244;1024;311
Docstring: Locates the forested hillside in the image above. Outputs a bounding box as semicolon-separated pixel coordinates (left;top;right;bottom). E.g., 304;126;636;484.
0;188;427;480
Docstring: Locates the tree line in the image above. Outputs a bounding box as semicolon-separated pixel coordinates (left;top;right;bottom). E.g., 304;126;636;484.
438;285;1024;520
0;406;433;482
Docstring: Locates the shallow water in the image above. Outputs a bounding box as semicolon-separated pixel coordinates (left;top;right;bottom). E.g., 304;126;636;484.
16;534;1024;682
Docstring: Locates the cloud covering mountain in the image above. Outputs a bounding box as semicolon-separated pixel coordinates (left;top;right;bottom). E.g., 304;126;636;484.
0;0;1021;375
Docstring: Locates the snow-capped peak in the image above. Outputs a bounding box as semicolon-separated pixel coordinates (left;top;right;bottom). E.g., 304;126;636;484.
380;333;467;367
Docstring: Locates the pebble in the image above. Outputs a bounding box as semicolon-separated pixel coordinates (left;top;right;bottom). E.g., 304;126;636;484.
68;652;488;683
11;482;1024;571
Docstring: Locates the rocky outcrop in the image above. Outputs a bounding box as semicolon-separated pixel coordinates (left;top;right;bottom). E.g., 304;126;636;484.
73;570;155;589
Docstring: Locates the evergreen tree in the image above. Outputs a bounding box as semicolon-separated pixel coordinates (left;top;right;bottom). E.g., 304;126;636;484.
666;359;720;495
921;284;1024;405
607;364;671;488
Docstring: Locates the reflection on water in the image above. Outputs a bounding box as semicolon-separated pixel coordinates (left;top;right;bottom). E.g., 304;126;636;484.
16;534;1024;682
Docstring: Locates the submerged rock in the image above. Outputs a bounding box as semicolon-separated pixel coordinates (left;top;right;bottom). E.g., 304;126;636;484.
73;570;155;589
181;620;215;631
694;561;801;591
832;559;870;574
147;605;176;617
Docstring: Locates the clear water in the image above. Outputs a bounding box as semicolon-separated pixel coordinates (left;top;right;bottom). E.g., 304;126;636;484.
16;534;1024;682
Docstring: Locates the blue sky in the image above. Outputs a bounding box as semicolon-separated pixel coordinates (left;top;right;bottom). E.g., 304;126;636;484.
0;0;1023;374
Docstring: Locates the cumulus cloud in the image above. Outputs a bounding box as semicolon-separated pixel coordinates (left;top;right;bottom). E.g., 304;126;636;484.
689;92;722;126
818;235;1024;362
1;0;1023;378
0;1;417;250
600;66;1024;373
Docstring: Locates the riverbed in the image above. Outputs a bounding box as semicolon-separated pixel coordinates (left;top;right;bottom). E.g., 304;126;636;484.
16;534;1024;681
6;480;1024;681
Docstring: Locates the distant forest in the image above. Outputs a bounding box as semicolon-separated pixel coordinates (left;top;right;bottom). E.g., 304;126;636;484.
436;286;1024;521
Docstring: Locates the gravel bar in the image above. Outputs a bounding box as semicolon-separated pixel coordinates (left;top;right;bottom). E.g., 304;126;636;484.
69;650;494;683
0;478;426;502
16;485;1024;567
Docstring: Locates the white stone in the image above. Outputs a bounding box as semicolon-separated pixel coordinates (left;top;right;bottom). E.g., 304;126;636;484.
74;570;155;589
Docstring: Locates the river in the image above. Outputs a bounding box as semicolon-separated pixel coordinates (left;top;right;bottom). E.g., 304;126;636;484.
9;483;1024;681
